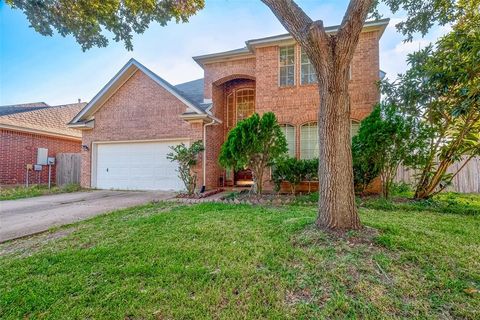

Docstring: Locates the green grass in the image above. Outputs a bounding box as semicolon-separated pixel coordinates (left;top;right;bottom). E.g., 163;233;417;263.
295;191;480;216
1;199;479;319
0;183;82;201
361;192;480;216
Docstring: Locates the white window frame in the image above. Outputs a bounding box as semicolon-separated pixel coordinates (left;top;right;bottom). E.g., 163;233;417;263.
278;45;296;87
280;124;296;157
300;122;319;160
300;49;317;85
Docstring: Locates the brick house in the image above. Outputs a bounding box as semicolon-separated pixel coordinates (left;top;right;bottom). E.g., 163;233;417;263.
0;103;85;185
68;19;388;191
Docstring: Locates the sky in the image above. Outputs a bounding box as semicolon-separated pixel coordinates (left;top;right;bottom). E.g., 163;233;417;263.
0;0;450;106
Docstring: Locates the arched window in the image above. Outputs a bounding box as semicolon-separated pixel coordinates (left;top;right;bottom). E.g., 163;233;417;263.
236;88;255;121
300;122;318;159
280;124;296;157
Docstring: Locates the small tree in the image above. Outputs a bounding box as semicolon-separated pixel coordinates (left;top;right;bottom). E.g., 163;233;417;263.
219;112;287;194
382;12;480;199
352;103;415;199
166;141;204;195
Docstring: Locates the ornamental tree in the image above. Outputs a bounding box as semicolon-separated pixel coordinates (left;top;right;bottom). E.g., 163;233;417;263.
381;11;480;199
219;112;287;194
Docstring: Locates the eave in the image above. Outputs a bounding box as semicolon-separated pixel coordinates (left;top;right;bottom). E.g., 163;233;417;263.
0;124;82;141
67;119;95;130
180;113;222;124
193;18;390;67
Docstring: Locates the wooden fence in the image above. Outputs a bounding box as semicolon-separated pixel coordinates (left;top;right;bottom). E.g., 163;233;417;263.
395;156;480;193
56;153;81;186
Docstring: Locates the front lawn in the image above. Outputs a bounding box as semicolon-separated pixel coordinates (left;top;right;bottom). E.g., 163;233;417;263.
1;200;479;319
0;183;82;201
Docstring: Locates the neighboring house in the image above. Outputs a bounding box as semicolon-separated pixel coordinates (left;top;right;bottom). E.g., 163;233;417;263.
68;19;388;191
0;103;85;185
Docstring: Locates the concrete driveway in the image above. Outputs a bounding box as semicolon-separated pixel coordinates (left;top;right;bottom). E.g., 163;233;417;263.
0;190;175;242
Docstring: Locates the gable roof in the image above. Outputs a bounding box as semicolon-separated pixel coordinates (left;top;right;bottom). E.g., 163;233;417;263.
193;18;390;66
0;102;50;116
0;102;86;140
69;59;206;125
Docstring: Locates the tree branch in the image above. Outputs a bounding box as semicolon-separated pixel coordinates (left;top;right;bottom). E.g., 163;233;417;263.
261;0;330;68
260;0;313;40
336;0;373;65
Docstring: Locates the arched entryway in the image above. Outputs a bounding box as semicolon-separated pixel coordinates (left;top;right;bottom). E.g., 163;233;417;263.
211;75;256;187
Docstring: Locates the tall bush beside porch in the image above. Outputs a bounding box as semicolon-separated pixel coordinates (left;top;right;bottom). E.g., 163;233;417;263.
219;112;287;194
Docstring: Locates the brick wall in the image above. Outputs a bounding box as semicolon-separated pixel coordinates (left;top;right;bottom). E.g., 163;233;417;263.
203;58;256;99
0;129;81;185
80;70;195;188
201;31;381;190
78;31;381;191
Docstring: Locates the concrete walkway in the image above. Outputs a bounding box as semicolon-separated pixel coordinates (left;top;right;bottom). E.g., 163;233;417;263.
0;190;174;242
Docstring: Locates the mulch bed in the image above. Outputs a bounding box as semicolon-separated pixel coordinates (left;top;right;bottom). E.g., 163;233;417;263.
220;190;300;205
175;188;224;199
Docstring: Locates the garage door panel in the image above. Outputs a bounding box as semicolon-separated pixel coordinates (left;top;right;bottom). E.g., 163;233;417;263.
95;141;187;191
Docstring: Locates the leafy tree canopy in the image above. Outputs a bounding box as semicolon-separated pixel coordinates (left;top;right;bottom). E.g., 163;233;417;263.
371;0;477;41
6;0;205;51
381;10;480;198
6;0;476;51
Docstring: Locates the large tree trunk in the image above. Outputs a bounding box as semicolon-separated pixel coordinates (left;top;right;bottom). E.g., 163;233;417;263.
316;65;360;229
261;0;372;230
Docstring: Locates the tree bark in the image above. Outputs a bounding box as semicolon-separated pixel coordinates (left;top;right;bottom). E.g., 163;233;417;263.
261;0;372;229
316;68;360;229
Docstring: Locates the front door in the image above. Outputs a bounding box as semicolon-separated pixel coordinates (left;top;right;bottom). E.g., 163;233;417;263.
234;169;253;186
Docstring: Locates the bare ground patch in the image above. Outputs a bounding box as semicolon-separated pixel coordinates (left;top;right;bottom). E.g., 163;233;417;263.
0;227;78;257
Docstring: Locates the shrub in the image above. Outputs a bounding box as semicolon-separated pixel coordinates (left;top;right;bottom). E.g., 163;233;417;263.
351;103;415;199
167;141;204;195
271;157;318;194
219;112;287;194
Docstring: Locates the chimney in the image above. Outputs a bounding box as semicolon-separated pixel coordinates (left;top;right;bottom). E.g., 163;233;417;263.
78;98;81;103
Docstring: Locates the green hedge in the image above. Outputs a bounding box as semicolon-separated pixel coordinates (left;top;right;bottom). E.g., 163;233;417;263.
271;157;318;194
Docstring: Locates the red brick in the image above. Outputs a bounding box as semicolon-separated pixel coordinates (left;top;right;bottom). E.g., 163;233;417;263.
0;129;80;185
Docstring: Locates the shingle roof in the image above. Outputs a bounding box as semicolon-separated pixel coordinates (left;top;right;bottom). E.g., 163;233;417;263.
174;78;211;112
0;102;50;116
0;102;86;139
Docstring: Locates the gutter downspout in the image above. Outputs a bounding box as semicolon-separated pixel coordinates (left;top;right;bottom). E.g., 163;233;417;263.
201;119;217;193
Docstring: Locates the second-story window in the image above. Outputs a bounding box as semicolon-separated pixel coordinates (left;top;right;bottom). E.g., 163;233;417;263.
279;45;295;87
301;49;317;85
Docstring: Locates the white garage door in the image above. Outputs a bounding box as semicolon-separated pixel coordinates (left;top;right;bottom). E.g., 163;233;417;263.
95;141;187;191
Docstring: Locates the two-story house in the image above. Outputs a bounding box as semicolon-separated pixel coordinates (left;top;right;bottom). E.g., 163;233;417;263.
68;19;388;191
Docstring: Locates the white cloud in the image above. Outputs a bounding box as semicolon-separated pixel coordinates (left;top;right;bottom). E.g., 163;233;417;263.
379;17;451;79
